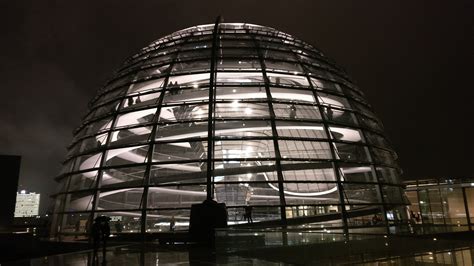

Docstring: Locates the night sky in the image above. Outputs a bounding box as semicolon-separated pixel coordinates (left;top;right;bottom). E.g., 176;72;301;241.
1;1;472;214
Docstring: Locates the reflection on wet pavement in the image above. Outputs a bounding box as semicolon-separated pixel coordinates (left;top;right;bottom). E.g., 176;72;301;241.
3;233;473;265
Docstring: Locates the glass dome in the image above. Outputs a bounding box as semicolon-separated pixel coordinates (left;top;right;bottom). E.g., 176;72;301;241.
51;22;408;238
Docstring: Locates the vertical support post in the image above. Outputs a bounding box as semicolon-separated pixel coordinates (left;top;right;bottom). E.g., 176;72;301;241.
462;187;472;231
140;49;181;237
88;100;124;242
250;31;287;226
291;51;349;236
206;16;221;200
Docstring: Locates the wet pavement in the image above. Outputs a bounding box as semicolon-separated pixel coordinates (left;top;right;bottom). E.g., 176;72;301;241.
2;233;473;265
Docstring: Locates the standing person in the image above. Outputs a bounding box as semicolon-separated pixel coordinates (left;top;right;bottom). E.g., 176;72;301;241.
244;205;253;223
170;216;176;232
91;216;111;265
289;104;297;119
114;219;122;233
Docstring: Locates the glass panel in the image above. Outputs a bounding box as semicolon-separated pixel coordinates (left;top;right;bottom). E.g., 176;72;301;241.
168;73;210;87
323;107;359;126
105;145;149;167
97;188;144;210
142;53;174;67
162;87;208;105
273;103;321;120
358;115;383;132
347;206;385;228
63;191;94;212
217;59;261;71
59;213;91;236
177;49;212;60
135;64;169;80
153;141;207;162
466;188;474;223
311;77;343;94
216;72;264;84
276;121;326;139
146;209;191;232
158;103;209;122
441;187;468;225
267;73;309;87
352;101;377;119
121;91;161;109
318;92;351;109
215;183;279;207
278;140;332;159
365;131;391;149
376;167;401;184
171;59;210;74
215;120;273;138
329;126;363;143
371;147;398;166
109;126;151;147
127;78;166;94
78;133;108;153
230;206;281;223
339;163;377;183
85;100;121;121
265;60;303;74
100;166;146;188
262;50;296;60
68;171;98;192
221;48;257;57
56;177;70;193
220;39;255;47
215;102;270;119
155;121;208;141
85;117;113;136
383;186;405;205
344;183;381;204
213;160;276;180
180;41;212;51
101;211;142;234
149;162;206;185
115;108;157;128
214;140;276;159
281;167;337;195
216;86;266;101
147;185;206;208
270;88;315;103
73;152;102;171
333;143;370;163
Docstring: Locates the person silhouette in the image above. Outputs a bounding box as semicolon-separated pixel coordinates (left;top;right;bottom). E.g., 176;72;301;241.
114;219;122;233
289;104;297;119
170;216;176;232
91;216;111;265
244;205;253;223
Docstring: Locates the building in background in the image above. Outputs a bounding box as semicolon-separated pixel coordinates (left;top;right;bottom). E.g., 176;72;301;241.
0;155;21;229
50;22;408;240
15;190;40;217
405;177;474;233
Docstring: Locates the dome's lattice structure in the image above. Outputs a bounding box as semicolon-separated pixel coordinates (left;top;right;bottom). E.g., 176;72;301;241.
51;22;408;238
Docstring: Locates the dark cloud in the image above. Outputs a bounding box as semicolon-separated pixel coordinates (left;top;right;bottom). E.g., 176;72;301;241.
1;0;473;213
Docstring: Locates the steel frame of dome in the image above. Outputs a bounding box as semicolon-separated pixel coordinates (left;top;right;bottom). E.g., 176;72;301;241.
51;20;408;239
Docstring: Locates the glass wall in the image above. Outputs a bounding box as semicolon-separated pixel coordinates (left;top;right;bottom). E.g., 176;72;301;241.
51;23;407;239
405;178;474;233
